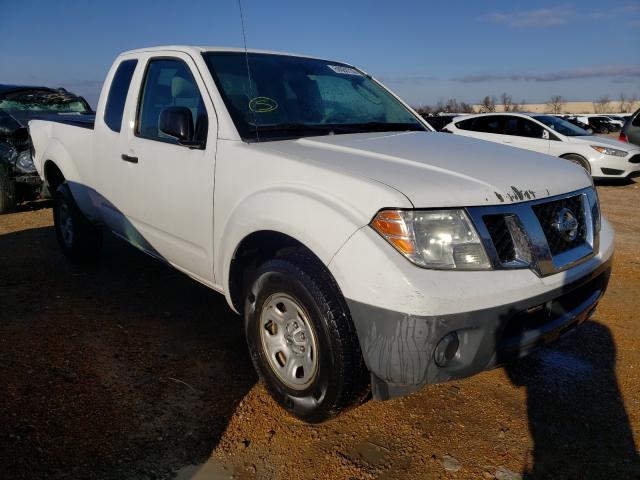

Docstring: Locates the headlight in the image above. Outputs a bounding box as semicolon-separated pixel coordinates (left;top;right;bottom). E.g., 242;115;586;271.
15;150;36;173
371;209;491;269
590;145;627;157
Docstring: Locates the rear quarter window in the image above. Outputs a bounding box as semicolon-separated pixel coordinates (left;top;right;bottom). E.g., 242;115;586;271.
456;118;475;130
457;116;504;134
104;59;138;132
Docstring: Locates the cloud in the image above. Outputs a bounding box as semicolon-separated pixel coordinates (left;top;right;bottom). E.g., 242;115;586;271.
479;3;640;28
453;65;640;83
478;6;574;27
589;4;640;20
376;75;437;85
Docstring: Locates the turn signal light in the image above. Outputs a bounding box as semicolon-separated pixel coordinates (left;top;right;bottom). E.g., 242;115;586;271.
371;210;416;255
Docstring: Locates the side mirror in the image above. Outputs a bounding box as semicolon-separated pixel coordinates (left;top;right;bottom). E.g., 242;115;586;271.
159;106;199;146
541;130;550;140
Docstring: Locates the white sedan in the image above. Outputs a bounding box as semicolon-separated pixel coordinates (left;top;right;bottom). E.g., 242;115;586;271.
445;112;640;179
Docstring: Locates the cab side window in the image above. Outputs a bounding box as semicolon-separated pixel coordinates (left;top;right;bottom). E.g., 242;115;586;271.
136;58;208;145
104;59;137;132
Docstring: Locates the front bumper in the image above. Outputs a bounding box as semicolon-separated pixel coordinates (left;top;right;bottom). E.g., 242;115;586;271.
347;259;611;400
329;198;615;400
590;151;640;178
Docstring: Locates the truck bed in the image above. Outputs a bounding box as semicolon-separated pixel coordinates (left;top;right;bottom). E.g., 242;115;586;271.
32;112;95;130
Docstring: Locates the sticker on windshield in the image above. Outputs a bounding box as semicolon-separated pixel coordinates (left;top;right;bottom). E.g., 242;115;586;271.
249;97;278;113
328;65;362;76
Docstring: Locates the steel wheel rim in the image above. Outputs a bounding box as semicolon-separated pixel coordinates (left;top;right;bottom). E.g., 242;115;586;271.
259;293;319;390
58;200;74;247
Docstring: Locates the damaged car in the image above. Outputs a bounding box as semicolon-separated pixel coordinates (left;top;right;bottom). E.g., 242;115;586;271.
0;85;92;213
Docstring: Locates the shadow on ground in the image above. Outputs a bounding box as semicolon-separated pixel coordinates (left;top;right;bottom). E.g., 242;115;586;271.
0;226;256;480
14;198;53;213
504;320;639;478
594;177;637;187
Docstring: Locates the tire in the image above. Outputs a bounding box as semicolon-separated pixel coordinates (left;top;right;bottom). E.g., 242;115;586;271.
561;154;591;174
244;249;369;423
0;164;17;214
53;183;103;262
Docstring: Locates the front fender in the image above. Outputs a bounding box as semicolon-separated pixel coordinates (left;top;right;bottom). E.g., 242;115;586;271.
216;183;374;308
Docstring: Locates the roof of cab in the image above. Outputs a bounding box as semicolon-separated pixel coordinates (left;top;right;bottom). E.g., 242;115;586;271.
119;45;321;60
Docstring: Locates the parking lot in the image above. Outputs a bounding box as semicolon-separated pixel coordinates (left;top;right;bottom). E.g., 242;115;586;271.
0;175;638;480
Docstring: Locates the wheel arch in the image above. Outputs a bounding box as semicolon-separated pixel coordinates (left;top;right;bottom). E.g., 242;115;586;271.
227;230;327;314
217;183;393;313
43;160;66;193
559;153;592;174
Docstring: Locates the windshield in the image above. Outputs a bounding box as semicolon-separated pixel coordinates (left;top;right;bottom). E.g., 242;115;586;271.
202;52;426;141
0;89;90;115
533;115;590;137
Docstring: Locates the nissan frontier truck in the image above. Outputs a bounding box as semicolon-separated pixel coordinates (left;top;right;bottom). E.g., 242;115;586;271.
29;46;613;422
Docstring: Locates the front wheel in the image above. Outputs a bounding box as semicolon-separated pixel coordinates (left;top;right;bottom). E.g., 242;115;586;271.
244;250;369;423
53;184;103;262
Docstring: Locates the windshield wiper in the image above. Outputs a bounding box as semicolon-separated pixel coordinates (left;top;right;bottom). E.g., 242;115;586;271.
246;122;425;141
250;123;356;133
247;123;365;140
347;122;426;133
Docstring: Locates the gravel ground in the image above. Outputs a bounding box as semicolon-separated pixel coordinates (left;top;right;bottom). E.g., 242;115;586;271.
1;180;639;480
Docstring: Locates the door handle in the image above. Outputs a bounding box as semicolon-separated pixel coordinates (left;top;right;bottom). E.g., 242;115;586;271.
503;140;512;144
121;154;138;164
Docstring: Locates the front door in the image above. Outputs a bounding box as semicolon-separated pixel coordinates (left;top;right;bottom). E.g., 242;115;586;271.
502;117;550;154
124;54;217;283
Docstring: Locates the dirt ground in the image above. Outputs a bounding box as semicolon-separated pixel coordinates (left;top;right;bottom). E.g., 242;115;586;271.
1;180;639;480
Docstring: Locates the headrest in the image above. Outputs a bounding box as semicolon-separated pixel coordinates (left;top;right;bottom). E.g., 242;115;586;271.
171;76;197;99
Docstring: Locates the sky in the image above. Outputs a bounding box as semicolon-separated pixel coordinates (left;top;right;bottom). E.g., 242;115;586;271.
1;0;639;108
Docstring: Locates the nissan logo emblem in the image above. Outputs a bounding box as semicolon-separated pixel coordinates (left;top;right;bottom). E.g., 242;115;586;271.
552;208;579;241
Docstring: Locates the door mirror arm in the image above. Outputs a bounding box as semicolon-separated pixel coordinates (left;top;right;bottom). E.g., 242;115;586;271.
178;139;206;150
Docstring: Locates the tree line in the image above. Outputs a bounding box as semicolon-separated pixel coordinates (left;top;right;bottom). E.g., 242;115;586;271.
414;92;639;115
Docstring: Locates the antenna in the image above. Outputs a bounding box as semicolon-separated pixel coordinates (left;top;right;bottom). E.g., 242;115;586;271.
238;0;259;142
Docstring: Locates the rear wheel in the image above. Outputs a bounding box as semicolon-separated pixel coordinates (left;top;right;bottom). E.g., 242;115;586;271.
0;164;17;214
53;184;103;262
244;249;369;423
561;154;591;174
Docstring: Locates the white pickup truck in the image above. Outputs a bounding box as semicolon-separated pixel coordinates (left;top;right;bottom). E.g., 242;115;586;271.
30;46;613;422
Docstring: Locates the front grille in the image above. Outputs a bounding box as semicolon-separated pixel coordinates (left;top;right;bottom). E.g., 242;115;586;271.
483;215;515;263
532;195;587;255
469;187;597;276
628;154;640;164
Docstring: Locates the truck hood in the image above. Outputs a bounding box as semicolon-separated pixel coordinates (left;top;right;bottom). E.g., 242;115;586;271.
259;131;592;207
